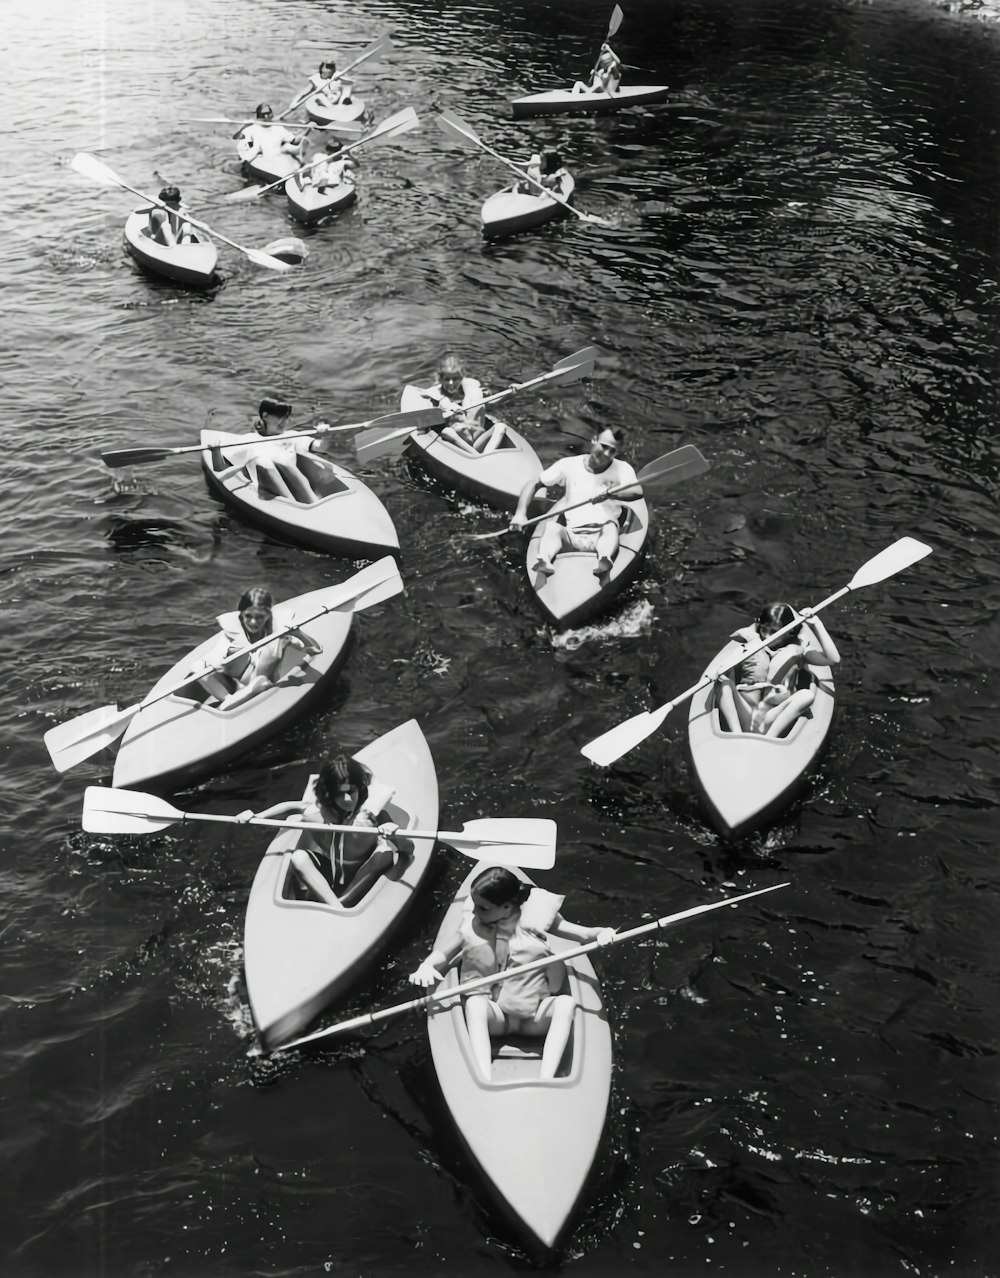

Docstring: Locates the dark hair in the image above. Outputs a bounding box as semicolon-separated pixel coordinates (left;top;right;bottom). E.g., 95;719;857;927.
237;587;273;635
324;140;343;154
255;102;273;119
315;753;372;813
593;426;625;444
158;186;181;206
320;61;336;75
542;151;563;175
756;602;800;646
470;866;532;908
439;353;463;380
258;397;292;420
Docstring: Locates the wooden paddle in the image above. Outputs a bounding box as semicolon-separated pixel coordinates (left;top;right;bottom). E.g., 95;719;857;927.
43;557;404;773
436;110;612;227
354;347;599;464
580;536;934;767
226;106;418;203
81;787;558;868
269;881;789;1052
468;444;709;541
280;35;392;118
100;407;444;470
69;152;293;273
189;117;364;138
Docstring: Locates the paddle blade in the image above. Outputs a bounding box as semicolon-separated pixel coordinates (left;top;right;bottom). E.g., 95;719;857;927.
82;786;183;835
443;818;557;870
354;423;413;463
352;107;419;148
545;349;597;386
71;151;115;185
580;703;673;768
363;407;444;434
223;185;269;204
245;248;294;272
102;446;177;469
44;703;133;773
637;444;710;489
436;109;479;149
849;537;932;590
608;4;625;37
326;556;404;614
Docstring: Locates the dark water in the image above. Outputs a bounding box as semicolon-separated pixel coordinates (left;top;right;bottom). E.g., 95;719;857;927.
4;0;999;1273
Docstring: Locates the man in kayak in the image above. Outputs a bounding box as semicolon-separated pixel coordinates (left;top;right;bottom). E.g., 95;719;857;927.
209;398;337;503
149;187;194;246
234;104;305;165
509;426;643;577
573;41;622;94
418;354;507;453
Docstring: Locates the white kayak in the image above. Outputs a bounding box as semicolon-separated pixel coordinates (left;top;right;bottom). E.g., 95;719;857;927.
284;175;357;225
481;175;575;238
244;719;439;1047
123;209;218;289
511;85;671;117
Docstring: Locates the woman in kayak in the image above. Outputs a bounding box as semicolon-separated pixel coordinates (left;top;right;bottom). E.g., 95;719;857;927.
715;602;841;736
199;586;321;710
149;187;194;246
249;752;400;907
408;866;615;1081
209;398;337;503
419;354;507;453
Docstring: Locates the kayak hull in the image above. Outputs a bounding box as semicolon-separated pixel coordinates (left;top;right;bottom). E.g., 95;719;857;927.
481;176;575;238
511;85;671;117
112;584;354;791
399;387;542;511
304;98;366;132
687;629;836;839
201;429;400;559
244;720;439;1047
123;209;218;289
426;865;612;1251
235;138;301;187
524;500;650;630
284;177;357;225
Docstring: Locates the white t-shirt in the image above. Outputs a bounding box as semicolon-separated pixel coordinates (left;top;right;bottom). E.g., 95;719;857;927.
538;454;638;529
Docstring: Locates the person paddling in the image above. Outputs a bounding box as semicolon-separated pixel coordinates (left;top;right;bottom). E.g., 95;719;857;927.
509;426;643;577
209;398;337;504
298;140;358;192
417;354;507;453
573;41;622;94
304;60;352;110
148;186;194;246
408;866;615;1081
235;103;305;165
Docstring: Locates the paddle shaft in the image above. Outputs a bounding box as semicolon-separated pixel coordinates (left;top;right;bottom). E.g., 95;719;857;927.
281;37;387;117
517;462;667;533
274;882;789;1050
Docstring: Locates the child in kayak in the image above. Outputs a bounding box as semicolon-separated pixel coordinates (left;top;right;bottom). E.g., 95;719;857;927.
249;751;400;907
408;866;615;1081
198;586;321;710
417;354;507;453
573;41;622;95
149;187;194;246
715;602;841;736
209;398;337;503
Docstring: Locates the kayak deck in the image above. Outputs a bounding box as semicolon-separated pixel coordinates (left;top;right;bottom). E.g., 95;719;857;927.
481;176;575;238
510;85;671;117
123;209;218;288
284;176;357;225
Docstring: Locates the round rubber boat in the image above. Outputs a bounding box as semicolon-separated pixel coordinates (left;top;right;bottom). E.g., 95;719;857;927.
244;719;439;1048
523;499;650;630
398;386;542;511
201;429;399;559
123;209;218;289
687;626;836;840
235;136;302;186
284;175;357;225
303;97;366;132
510;85;671;117
112;583;355;792
481;175;575;239
426;863;612;1251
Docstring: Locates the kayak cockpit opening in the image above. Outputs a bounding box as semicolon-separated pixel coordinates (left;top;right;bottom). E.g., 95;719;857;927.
712;666;816;738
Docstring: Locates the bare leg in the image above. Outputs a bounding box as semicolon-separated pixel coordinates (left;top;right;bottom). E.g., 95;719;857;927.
716;679;755;733
289;849;339;904
762;687;816;737
523;994;576;1080
219;673;272;710
464;996;505;1081
593;522;620;576
473;423;507;453
534;522;566;575
338;846;395;908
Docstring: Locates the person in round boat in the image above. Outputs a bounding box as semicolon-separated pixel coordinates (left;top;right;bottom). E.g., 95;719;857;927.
573;41;622;94
509;426;643;577
246;750;400;908
209;397;338;503
149;186;194;247
298;139;358;192
234;103;305;165
197;585;322;710
408;866;615;1081
305;60;352;109
518;151;569;196
713;601;841;736
418;354;507;454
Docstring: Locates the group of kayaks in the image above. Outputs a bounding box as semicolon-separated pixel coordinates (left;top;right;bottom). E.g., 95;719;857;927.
53;11;937;1261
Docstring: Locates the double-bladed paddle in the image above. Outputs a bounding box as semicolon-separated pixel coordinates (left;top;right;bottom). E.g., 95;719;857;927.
436;110;612;227
280;36;392;118
189;117;365;138
468;443;710;541
43;557;404;774
580;536;934;767
353;347;598;464
81;787;558;869
100;406;444;470
69;152;293;273
269;881;789;1052
226;106;419;203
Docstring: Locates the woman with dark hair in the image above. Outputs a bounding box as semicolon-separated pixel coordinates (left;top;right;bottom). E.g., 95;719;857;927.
149;186;194;246
209;397;336;503
716;601;841;735
199;585;321;709
247;750;400;906
408;866;615;1080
